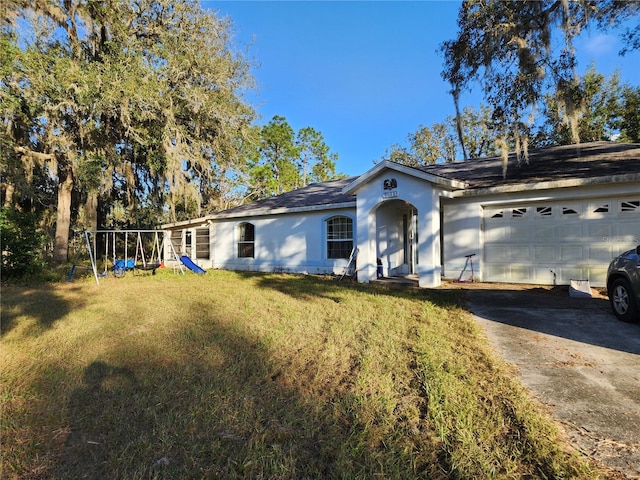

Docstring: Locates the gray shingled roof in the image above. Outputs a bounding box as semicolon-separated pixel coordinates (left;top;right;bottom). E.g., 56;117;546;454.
419;141;640;189
208;141;639;220
216;176;358;217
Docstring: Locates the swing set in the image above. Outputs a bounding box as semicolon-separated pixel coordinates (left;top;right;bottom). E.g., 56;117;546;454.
82;230;183;285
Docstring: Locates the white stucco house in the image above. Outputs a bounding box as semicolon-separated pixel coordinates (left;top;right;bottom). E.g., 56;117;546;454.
162;141;640;288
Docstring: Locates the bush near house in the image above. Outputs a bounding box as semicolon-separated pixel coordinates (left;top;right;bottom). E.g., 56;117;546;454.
1;271;600;479
0;207;48;280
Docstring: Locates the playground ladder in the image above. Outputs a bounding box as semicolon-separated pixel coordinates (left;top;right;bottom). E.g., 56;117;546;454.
166;236;185;274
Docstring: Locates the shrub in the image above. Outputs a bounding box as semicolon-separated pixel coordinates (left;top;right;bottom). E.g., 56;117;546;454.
0;207;48;279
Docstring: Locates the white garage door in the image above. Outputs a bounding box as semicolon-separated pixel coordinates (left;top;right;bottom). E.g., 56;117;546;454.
483;197;640;286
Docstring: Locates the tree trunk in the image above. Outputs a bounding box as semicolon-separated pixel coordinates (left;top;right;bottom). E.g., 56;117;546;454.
3;182;15;207
53;169;74;263
84;189;98;232
452;88;468;161
169;190;177;223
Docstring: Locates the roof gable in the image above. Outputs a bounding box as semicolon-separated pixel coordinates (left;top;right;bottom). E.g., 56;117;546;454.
342;160;466;195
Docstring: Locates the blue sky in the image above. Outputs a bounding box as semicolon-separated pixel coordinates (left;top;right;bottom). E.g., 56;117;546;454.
206;1;640;177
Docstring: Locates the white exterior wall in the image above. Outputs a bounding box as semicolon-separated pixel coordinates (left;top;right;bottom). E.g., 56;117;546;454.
211;207;356;275
418;186;444;287
441;201;482;281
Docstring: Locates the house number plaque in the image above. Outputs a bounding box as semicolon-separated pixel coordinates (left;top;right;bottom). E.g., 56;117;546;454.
382;178;398;198
383;178;397;190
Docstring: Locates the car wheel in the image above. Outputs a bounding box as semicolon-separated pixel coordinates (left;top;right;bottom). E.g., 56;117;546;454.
609;278;640;323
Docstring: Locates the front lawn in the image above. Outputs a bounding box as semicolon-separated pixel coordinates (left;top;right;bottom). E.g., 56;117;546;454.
1;270;598;479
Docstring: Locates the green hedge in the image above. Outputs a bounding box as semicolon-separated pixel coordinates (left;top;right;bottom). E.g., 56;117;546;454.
0;207;48;279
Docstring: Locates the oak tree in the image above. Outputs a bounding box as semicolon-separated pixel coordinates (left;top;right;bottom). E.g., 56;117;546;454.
441;0;640;175
2;0;255;261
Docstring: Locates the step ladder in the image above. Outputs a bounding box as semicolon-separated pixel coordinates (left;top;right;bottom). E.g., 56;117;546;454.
339;247;359;282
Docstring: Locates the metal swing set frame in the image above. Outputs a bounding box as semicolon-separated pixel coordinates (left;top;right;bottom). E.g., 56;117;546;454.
84;230;183;285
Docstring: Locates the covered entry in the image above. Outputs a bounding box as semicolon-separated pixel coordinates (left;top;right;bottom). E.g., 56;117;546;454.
375;200;418;277
345;161;460;287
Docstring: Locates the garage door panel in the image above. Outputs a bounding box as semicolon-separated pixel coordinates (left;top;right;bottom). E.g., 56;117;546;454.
510;245;530;260
587;223;611;239
587;267;607;285
510;265;532;281
560;245;583;261
485;264;508;281
534;225;556;240
486;227;507;242
560;267;587;281
485;245;531;262
485;244;508;261
509;226;530;241
619;199;640;213
588;244;614;263
484;264;535;283
533;267;558;284
534;245;555;262
617;223;640;239
559;224;584;241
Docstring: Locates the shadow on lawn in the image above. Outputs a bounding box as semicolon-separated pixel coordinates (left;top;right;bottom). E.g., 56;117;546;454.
52;361;140;478
241;271;640;355
0;284;85;337
48;298;414;479
232;270;464;309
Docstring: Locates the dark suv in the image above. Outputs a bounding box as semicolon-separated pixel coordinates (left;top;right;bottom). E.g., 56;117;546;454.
607;245;640;322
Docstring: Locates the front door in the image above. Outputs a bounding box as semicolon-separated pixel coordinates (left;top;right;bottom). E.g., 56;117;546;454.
403;209;418;274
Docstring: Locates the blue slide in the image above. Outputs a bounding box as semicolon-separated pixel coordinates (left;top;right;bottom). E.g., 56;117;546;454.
180;255;206;274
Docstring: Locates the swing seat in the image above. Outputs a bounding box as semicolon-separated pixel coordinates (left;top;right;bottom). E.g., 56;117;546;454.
114;259;136;276
114;259;136;270
136;262;161;275
137;262;161;271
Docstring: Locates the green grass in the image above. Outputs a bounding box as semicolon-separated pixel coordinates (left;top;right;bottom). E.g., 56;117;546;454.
1;269;600;479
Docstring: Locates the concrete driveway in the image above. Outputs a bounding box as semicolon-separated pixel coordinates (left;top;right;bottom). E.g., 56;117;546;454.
464;287;640;479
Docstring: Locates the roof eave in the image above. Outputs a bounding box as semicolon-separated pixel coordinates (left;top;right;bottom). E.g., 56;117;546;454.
212;201;356;219
161;201;357;228
161;216;215;229
452;172;640;198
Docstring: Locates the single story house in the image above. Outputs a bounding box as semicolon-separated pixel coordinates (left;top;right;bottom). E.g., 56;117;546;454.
162;141;640;288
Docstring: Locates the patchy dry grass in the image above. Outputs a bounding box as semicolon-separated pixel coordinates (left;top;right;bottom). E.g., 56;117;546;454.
1;270;600;479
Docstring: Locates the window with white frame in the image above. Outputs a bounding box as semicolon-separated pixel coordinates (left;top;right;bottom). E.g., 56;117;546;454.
237;222;255;258
326;216;353;259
